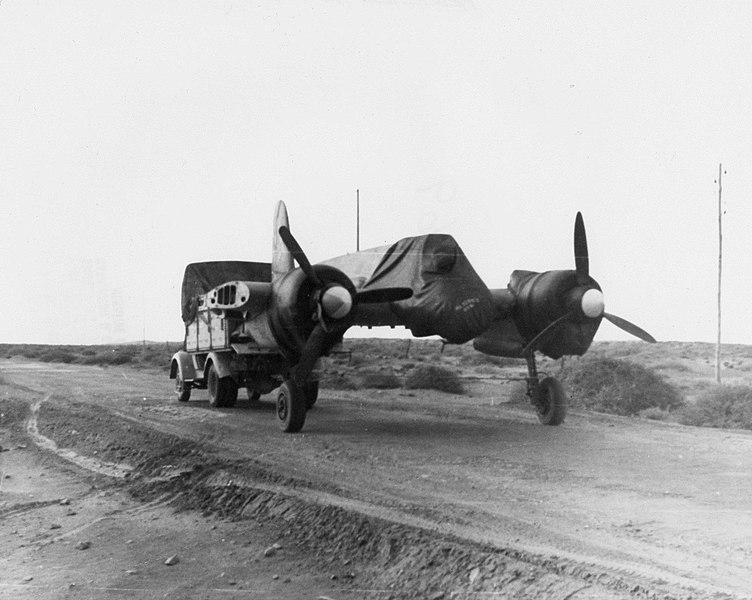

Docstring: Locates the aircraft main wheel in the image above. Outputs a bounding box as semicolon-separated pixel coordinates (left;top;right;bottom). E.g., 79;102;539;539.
175;368;191;403
248;389;261;402
304;380;319;410
276;380;307;433
207;364;238;408
533;377;567;426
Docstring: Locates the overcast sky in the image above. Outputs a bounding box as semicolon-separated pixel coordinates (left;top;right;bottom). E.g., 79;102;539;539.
2;1;751;345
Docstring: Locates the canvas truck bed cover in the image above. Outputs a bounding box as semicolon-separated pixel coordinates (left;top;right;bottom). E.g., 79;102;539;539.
181;261;271;323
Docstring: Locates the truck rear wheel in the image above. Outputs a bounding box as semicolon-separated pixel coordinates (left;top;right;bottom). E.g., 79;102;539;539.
207;363;238;408
277;380;306;433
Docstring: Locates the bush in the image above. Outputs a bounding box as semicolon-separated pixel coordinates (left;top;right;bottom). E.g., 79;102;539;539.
404;365;464;394
39;350;76;364
562;357;683;416
676;385;752;430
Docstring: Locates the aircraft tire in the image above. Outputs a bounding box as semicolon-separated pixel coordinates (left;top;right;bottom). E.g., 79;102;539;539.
175;369;191;403
207;364;238;408
533;377;567;426
247;389;262;402
277;380;307;433
304;380;319;410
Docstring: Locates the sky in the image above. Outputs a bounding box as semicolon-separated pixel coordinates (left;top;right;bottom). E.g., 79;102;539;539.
1;0;751;346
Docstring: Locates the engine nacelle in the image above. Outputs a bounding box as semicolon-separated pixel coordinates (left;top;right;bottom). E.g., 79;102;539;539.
509;269;603;359
268;264;356;362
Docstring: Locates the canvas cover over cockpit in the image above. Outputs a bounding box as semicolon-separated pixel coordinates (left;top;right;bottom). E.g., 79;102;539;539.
336;234;494;344
181;261;271;323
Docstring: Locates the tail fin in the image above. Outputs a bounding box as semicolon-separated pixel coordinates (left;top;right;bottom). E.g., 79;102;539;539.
272;201;294;283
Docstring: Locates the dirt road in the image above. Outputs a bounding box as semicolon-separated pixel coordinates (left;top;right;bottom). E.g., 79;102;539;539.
2;358;751;599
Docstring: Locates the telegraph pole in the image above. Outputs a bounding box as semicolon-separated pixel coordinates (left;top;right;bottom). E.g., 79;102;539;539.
715;164;724;383
356;188;360;252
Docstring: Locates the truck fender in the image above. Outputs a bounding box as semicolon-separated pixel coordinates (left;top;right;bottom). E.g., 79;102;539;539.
170;351;196;382
204;351;234;379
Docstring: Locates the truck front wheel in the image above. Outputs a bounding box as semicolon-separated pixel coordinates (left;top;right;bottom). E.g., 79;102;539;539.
207;363;238;408
175;368;191;403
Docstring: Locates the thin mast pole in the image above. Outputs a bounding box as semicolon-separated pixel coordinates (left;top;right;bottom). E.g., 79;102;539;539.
356;189;360;252
716;163;723;384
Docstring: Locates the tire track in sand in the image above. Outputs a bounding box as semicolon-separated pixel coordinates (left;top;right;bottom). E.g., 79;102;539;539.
25;394;133;479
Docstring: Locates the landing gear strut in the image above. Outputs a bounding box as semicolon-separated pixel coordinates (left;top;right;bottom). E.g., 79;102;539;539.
525;352;567;426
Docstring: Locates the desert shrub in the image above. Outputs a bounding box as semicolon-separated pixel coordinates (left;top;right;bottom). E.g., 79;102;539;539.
562;357;683;416
404;365;464;394
357;369;401;389
39;350;76;364
675;385;752;430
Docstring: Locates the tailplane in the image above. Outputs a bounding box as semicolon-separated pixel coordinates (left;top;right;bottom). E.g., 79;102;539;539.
272;201;294;283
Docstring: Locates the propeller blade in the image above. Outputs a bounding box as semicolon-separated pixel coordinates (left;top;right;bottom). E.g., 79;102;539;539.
290;322;328;386
278;226;321;286
574;212;589;284
355;287;413;304
604;312;656;343
521;311;574;356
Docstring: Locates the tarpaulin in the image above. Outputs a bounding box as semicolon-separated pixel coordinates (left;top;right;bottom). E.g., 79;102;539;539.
357;234;494;344
181;261;271;323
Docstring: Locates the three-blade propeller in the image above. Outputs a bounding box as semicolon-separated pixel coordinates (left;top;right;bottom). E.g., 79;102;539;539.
278;226;412;385
522;212;655;356
572;212;656;344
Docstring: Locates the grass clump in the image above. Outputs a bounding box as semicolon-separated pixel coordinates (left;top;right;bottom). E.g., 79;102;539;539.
562;357;683;416
676;385;752;430
404;365;464;395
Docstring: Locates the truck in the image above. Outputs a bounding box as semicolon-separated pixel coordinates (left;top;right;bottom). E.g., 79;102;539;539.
168;260;319;411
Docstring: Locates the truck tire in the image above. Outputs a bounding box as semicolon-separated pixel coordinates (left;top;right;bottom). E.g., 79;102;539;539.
175;369;191;403
277;380;306;433
207;363;238;408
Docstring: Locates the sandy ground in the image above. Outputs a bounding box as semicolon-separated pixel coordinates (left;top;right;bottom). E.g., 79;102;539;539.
1;355;751;599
